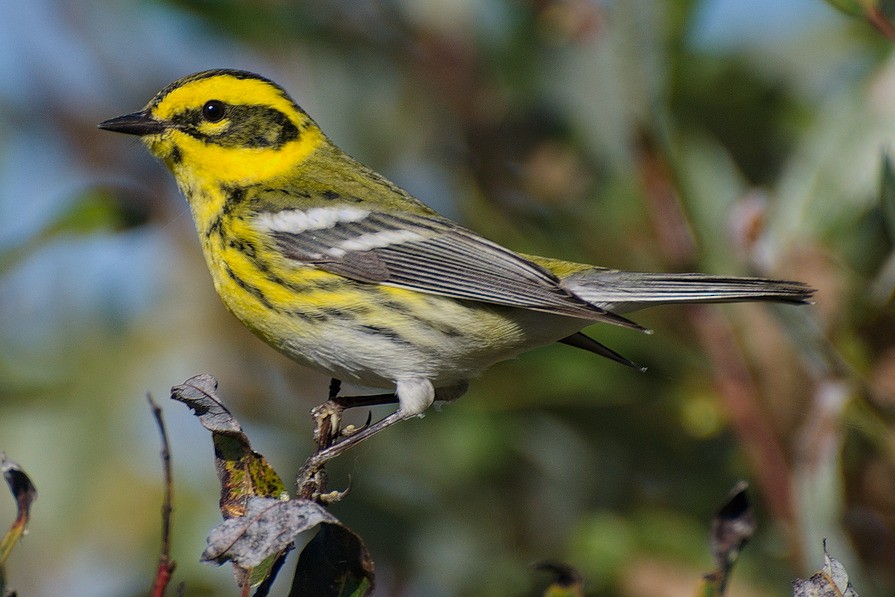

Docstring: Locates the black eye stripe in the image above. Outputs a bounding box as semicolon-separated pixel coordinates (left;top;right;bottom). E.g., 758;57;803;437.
202;100;226;122
172;104;301;148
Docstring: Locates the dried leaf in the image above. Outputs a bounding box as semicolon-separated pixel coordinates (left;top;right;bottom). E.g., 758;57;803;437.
0;456;36;597
291;522;375;597
202;496;336;569
170;374;241;435
792;542;859;597
0;456;37;566
171;375;288;518
172;375;290;587
533;561;585;597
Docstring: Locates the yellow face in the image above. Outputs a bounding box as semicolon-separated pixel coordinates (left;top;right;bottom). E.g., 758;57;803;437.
101;69;323;186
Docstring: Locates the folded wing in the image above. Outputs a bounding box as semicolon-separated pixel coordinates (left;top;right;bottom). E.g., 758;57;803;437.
253;207;645;329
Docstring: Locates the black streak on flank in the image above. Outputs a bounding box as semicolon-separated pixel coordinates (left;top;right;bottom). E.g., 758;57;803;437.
225;264;274;310
287;309;329;324
227;237;257;259
221;186;246;215
206;215;224;240
226;235;315;295
381;300;412;316
426;318;465;338
358;323;414;344
322;190;341;201
267;187;311;199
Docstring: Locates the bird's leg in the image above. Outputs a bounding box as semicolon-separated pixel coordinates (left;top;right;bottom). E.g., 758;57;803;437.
311;379;400;444
303;409;411;470
331;393;400;409
308;378;345;450
328;378;342;400
298;379;403;500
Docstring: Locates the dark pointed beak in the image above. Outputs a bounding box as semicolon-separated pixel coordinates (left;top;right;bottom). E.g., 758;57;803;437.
98;110;166;136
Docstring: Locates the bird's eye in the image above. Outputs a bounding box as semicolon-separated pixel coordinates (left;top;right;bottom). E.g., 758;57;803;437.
202;100;226;122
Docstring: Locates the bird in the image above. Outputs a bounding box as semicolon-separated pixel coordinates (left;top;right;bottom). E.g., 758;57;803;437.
99;69;813;450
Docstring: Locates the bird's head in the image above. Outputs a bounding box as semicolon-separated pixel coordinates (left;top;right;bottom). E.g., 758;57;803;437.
99;69;323;186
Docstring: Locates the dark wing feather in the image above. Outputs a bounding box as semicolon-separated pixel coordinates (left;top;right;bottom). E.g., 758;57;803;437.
559;332;646;371
261;209;643;329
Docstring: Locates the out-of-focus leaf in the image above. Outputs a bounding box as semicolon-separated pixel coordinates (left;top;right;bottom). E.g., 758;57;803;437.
0;188;147;275
879;152;895;243
0;456;37;596
709;481;755;577
202;496;336;568
533;561;585;597
46;189;147;236
697;482;755;597
291;522;375;597
170;374;288;517
870;152;895;302
0;456;36;566
792;542;859;597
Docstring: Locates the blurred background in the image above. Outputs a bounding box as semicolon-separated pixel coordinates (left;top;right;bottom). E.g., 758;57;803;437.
1;0;894;595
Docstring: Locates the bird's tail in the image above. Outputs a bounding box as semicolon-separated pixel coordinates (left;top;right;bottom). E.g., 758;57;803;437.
561;269;814;315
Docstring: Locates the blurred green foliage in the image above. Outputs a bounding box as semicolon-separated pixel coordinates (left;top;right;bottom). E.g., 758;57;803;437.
1;0;895;595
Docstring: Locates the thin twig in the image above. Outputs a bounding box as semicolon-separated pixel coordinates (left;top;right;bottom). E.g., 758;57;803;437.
147;394;176;597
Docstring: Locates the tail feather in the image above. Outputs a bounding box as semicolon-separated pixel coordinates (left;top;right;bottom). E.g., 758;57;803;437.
559;332;646;371
562;269;814;314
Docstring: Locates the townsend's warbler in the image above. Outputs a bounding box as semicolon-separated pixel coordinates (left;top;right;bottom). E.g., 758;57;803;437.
99;69;812;439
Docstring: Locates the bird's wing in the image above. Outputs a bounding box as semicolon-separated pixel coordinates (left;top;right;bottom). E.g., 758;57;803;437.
252;206;643;329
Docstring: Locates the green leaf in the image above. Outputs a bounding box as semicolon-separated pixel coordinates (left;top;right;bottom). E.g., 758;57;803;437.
291;522;375;597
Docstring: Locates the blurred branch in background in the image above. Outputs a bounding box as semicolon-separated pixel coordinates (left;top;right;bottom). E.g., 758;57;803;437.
825;0;895;41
